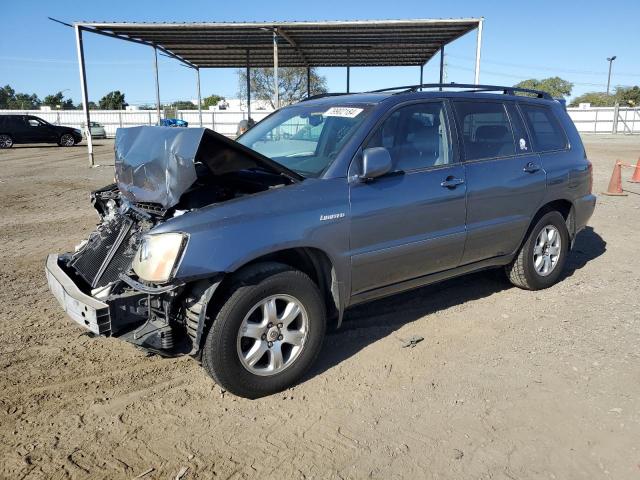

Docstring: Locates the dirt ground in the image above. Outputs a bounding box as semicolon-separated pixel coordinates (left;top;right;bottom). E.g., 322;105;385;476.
0;135;639;480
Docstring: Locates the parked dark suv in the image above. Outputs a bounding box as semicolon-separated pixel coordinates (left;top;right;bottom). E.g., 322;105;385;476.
0;114;83;148
45;84;596;398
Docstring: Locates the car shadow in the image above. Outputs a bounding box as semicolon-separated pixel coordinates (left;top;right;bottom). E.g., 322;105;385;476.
305;227;606;382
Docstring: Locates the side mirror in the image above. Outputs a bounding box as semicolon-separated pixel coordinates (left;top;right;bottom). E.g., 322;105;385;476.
360;147;392;181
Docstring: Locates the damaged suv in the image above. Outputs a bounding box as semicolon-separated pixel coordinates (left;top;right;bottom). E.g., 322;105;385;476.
46;84;596;398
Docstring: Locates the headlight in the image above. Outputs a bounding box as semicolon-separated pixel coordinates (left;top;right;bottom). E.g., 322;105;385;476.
132;233;187;283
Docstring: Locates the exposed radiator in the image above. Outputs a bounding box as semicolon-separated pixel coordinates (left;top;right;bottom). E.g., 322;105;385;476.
70;215;140;288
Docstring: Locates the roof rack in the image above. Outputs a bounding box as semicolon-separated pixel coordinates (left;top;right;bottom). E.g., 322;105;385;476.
302;92;352;102
368;83;552;99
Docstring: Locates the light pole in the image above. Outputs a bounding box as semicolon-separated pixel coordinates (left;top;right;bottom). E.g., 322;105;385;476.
606;56;617;96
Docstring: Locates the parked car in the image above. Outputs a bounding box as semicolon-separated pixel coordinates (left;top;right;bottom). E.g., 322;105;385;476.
45;84;595;398
0;115;83;148
160;118;188;127
83;121;107;139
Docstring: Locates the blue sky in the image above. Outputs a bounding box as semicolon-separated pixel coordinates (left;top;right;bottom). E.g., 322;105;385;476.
2;0;639;105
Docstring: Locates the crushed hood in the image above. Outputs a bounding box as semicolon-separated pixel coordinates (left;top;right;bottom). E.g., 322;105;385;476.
114;126;301;209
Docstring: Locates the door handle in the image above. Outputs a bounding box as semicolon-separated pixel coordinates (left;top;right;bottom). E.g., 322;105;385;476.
523;162;541;173
440;176;465;189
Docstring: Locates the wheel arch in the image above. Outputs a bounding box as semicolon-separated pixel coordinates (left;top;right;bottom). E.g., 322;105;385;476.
518;198;575;253
184;246;343;352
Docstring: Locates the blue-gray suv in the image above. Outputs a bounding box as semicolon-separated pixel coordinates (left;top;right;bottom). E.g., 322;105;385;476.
46;84;596;398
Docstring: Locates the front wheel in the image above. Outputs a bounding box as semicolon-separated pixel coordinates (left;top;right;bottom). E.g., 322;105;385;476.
58;134;76;147
505;211;570;290
202;263;326;398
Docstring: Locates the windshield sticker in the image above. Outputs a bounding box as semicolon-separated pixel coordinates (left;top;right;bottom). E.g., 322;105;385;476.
323;107;363;118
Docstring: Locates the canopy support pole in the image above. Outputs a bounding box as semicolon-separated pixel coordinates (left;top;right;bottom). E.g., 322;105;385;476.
273;29;279;109
153;46;161;125
74;25;93;167
474;18;484;84
439;44;445;90
196;67;202;127
307;66;311;97
419;64;424;91
346;48;351;93
246;49;251;121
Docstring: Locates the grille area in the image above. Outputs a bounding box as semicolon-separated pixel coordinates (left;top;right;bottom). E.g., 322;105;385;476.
70;215;139;288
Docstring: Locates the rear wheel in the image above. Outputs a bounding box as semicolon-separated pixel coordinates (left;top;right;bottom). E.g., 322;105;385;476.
58;134;76;147
0;134;13;148
505;211;569;290
202;262;326;398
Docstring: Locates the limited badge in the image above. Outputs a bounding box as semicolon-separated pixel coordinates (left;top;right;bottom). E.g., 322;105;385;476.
519;138;528;151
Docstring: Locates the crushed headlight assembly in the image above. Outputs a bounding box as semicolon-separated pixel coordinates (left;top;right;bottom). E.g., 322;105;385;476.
132;232;187;284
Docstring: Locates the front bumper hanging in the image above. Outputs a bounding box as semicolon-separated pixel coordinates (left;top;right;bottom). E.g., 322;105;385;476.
45;254;111;335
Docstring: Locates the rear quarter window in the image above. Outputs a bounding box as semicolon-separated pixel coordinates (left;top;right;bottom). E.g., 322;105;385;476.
519;104;568;152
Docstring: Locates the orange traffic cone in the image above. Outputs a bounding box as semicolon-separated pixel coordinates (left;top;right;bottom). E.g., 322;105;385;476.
630;157;640;183
602;161;627;196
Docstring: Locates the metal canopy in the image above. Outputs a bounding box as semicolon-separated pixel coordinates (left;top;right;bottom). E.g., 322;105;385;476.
76;19;482;68
62;17;484;166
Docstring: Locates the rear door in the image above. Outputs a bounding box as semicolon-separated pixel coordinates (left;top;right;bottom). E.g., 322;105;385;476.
9;116;30;142
517;102;575;199
453;99;546;265
349;100;467;295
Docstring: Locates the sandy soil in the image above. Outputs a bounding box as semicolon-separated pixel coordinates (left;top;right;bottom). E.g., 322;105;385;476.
0;136;639;479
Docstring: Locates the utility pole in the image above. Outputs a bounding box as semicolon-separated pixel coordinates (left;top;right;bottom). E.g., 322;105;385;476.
606;56;617;96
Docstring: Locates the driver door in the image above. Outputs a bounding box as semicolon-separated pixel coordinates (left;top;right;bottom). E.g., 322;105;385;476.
349;101;467;296
25;116;57;142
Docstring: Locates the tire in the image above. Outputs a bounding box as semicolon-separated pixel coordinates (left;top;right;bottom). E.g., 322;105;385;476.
505;211;569;290
0;134;13;149
202;262;326;398
58;134;76;147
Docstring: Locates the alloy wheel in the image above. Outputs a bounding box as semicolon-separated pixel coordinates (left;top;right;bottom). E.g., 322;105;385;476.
60;134;75;146
533;225;561;276
236;294;309;376
0;134;13;148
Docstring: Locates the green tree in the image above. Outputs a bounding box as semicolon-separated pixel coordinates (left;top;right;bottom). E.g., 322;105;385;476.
172;100;197;110
615;86;640;107
99;91;127;110
43;91;74;110
0;85;41;109
0;85;15;108
514;77;573;98
76;101;98;110
568;92;613;107
568;86;640;108
238;67;327;109
202;94;225;109
11;93;41;109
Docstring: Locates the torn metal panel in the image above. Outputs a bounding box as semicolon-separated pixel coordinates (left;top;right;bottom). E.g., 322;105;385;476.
115;126;301;210
115;126;202;209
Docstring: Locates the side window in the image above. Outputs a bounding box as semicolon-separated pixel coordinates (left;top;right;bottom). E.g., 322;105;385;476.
453;101;515;161
504;103;531;154
366;102;451;171
519;104;567;152
27;117;44;127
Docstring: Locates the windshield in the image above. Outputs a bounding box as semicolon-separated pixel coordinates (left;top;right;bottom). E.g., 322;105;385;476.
237;103;372;177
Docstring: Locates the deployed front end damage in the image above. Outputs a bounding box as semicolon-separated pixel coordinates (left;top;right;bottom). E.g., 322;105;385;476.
45;126;298;356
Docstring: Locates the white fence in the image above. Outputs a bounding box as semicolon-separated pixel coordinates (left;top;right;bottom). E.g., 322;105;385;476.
4;105;639;138
0;109;272;138
567;106;640;134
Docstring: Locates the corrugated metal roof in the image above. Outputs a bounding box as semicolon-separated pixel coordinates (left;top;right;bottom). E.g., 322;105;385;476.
76;19;481;68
